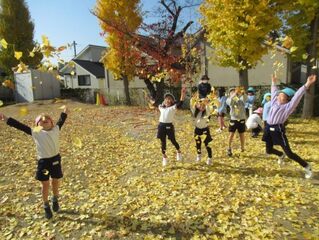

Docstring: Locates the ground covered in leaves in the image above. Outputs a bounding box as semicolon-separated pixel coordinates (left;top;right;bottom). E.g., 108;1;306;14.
0;100;319;240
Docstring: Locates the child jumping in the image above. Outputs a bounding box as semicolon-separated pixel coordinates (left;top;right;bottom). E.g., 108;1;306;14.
190;98;213;165
0;108;68;219
262;74;317;178
226;87;247;156
157;88;186;166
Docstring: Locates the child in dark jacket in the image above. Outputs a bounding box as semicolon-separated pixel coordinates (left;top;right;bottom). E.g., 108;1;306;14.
198;74;212;99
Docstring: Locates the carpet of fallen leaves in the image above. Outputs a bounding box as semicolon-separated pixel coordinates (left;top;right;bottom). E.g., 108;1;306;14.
0;100;319;240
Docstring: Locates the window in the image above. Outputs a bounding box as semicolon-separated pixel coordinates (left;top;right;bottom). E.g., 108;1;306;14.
78;75;91;86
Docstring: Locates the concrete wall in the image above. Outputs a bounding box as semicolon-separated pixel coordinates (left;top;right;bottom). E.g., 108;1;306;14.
203;42;289;87
14;70;61;103
14;72;34;102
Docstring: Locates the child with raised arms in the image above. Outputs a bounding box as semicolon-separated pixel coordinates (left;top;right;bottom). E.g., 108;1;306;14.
0;107;68;219
157;87;186;166
262;74;317;178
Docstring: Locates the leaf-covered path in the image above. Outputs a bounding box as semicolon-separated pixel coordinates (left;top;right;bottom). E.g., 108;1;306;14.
0;100;319;239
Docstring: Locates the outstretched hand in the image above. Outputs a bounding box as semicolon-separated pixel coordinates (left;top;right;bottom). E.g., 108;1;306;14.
180;86;187;101
305;74;317;88
271;73;278;84
0;113;8;121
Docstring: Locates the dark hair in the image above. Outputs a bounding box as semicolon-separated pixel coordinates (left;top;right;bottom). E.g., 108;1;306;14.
218;87;226;97
201;75;210;80
194;106;206;118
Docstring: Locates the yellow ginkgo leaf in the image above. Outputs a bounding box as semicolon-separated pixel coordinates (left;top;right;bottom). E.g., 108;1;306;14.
19;107;29;116
290;46;298;53
33;126;43;133
0;38;8;49
0;100;3;107
29;51;35;57
41;35;49;46
14;51;23;60
302;54;308;60
73;137;83;148
70;71;75;76
59;105;66;110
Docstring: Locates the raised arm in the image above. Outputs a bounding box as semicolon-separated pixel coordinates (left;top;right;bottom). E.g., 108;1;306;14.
0;113;32;135
286;74;317;115
56;107;68;130
176;86;187;109
271;74;279;98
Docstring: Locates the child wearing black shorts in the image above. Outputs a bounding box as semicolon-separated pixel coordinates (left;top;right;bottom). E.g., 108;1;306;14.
0;107;68;219
226;87;247;156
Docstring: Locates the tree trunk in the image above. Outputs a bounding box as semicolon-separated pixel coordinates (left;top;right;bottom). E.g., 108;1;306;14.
302;13;318;118
238;57;249;89
239;68;249;89
122;75;131;105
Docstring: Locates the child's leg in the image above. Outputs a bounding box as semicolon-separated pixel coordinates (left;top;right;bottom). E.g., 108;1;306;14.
160;137;167;157
41;180;53;219
52;178;59;197
266;141;283;156
204;140;212;158
41;180;50;204
51;178;60;212
195;136;202;155
228;132;235;149
239;132;245;151
218;116;222;129
280;143;308;168
221;116;226;128
169;135;180;152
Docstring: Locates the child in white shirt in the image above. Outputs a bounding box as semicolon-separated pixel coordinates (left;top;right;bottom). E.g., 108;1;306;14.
246;107;263;138
157;88;186;166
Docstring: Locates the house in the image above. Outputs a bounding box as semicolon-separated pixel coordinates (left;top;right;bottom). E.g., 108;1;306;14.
201;41;291;86
59;45;145;103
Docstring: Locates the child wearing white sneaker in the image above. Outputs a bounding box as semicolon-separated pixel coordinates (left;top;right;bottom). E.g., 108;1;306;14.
190;98;213;165
262;74;317;179
157;87;186;166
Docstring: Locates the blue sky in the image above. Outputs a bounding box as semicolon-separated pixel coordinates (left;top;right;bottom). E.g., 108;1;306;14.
25;0;200;62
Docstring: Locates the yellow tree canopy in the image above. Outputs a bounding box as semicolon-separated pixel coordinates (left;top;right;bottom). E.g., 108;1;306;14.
200;0;282;70
94;0;142;80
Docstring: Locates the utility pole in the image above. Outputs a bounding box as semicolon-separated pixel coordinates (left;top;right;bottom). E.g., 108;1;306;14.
72;41;77;57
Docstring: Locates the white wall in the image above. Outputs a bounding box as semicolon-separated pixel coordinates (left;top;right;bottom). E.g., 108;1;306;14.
72;64;100;89
14;72;34;102
76;46;105;62
204;42;289;86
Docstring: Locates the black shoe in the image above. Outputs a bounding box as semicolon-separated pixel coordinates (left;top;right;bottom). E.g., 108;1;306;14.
44;205;53;219
52;199;60;212
227;148;233;157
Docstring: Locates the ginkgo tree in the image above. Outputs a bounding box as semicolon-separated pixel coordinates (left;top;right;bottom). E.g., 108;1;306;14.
0;0;42;77
94;0;142;105
200;0;284;89
282;0;319;117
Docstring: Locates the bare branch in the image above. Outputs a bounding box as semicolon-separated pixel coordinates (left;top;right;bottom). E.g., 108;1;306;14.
160;0;174;16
